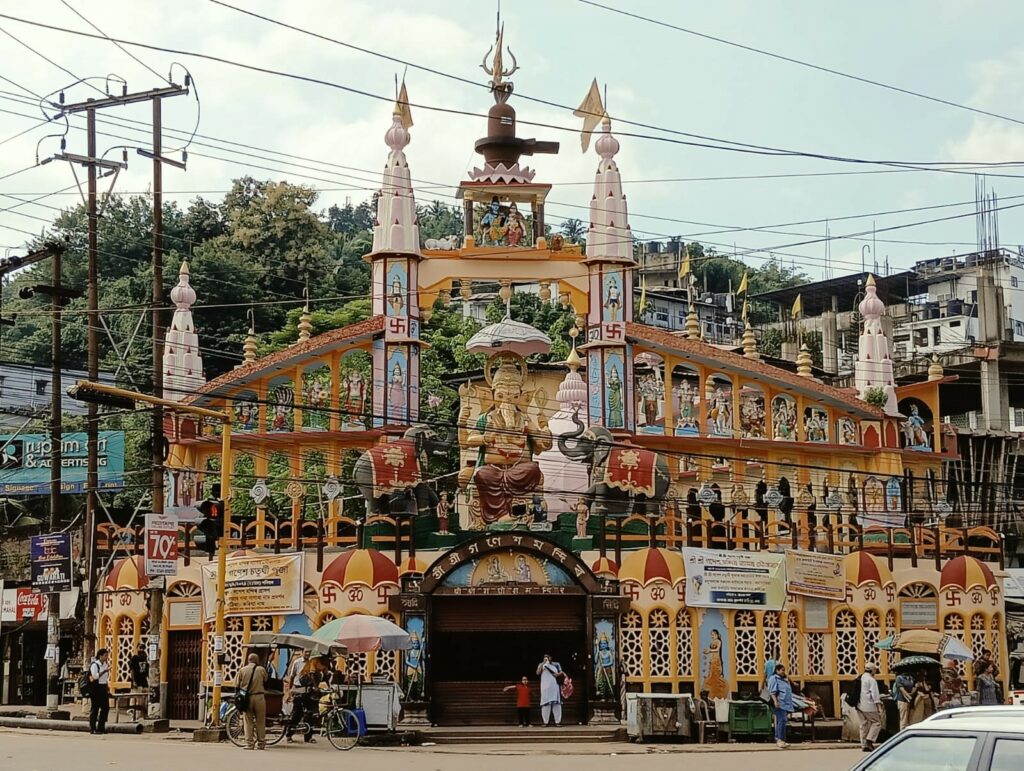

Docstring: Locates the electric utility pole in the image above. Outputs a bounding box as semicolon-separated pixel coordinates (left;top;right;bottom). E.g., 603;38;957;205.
53;86;188;684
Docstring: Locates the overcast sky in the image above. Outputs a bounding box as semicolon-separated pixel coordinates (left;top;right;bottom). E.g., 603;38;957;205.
2;0;1024;280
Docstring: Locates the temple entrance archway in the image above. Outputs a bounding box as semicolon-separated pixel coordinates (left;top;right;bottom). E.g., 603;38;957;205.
420;533;604;726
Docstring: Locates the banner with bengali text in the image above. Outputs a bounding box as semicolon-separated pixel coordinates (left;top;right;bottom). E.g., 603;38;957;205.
201;553;304;621
681;547;786;610
785;550;845;600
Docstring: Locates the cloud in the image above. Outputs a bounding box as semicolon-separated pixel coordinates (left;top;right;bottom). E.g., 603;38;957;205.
944;48;1024;163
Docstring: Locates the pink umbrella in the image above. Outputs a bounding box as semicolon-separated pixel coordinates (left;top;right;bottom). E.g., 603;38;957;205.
312;615;411;653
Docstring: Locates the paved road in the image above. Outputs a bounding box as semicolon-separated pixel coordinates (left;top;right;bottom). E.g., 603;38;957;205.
1;728;864;771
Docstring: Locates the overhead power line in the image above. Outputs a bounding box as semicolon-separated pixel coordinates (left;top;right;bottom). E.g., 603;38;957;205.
578;0;1024;129
2;11;1023;174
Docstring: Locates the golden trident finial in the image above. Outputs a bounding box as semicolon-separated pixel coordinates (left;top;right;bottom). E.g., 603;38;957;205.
481;22;519;87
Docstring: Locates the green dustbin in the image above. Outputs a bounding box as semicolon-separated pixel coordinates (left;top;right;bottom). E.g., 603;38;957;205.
727;700;773;740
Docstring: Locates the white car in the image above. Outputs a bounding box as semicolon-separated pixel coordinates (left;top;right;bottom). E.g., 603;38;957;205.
849;713;1024;770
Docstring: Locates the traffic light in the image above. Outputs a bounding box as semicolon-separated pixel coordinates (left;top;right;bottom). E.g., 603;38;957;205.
197;484;223;557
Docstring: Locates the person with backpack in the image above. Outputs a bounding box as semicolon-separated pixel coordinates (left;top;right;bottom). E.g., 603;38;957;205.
236;653;268;750
87;649;111;735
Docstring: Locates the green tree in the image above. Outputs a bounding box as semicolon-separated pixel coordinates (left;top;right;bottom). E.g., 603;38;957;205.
560;218;586;244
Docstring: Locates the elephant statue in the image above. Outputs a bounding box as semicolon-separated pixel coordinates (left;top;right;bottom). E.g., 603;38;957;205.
558;411;672;518
353;425;454;517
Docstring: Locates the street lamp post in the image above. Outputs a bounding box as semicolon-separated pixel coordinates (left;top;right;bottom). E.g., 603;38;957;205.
68;380;232;725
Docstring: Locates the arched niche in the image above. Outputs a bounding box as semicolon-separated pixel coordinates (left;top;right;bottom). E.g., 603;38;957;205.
898;397;933;451
837;417;859;445
803;404;829;443
267;376;295;432
670;363;700;437
339;350;372;430
771;394;797;441
232;390;259;433
739;384;766;439
301;362;332;432
634;352;665;434
705;373;733;437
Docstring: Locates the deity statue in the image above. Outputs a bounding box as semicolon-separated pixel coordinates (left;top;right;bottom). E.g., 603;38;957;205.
436;491;453;534
902;404;929;449
573;498;590;539
506;202;527;246
604;276;621;321
343;370;366;428
387;361;406;420
388;276;405;315
607;365;624;429
464;353;552;524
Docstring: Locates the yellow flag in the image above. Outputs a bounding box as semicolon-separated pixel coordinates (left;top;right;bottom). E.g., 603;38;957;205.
791;293;803;320
396;79;413;130
573;78;605;152
638;276;647;311
737;270;748;295
678;250;691;280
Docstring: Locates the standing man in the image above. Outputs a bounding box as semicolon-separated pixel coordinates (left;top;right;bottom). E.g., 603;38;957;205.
88;649;111;735
857;663;883;752
237;653;267;750
893;668;915;730
766;663;793;749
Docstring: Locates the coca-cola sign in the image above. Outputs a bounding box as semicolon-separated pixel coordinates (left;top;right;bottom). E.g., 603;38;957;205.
0;587;49;622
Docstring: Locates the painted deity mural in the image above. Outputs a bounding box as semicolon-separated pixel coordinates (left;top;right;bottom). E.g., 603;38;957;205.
838;417;858;445
594;618;616;699
635;353;665;434
386;260;408;317
739;385;766;439
233;391;259;432
804;405;829;443
602;269;624;322
699;608;731;700
339;351;371;430
404;616;425;701
671;365;700;436
301;363;331;432
474;196;533;248
604;352;626;430
268;377;295;432
772;394;797;441
705;374;733;437
441;552;575;588
386;346;409;423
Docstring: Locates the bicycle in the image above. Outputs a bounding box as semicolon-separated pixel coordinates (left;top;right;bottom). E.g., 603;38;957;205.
224;700;287;747
280;690;362;751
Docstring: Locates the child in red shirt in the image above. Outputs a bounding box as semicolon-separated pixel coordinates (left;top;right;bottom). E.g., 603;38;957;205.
503;676;531;727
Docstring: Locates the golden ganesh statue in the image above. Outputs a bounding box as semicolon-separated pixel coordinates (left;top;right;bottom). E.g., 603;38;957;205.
459;353;552;528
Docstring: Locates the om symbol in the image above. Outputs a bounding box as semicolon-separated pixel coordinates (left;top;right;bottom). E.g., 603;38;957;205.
347;587;364;603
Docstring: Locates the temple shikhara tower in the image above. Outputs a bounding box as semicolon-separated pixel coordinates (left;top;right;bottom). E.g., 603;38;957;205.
86;18;1007;731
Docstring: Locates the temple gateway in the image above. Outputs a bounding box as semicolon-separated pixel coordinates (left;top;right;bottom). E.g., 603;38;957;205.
93;26;1007;726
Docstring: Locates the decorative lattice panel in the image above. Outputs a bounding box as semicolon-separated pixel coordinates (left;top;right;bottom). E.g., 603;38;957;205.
863;610;881;671
944;615;966;676
372;615;398;680
969;614;987;679
836;610;858;676
648;609;671;677
786;611;800;676
346;653;368;681
675;610;693;677
620;610;644;678
735;610;758;677
807;633;826;676
990;614;1002;661
224;617;245;685
116;616;135;685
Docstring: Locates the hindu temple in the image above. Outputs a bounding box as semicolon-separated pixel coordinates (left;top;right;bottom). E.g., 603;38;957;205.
91;23;1008;727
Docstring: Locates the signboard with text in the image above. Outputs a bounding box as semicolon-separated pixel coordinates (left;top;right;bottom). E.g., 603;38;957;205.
200;553;304;621
0;431;124;495
681;547;786;610
785;550;845;600
30;532;72;592
144;513;179;577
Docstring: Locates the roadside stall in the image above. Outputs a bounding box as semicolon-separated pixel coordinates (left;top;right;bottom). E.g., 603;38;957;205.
312;615;409;732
